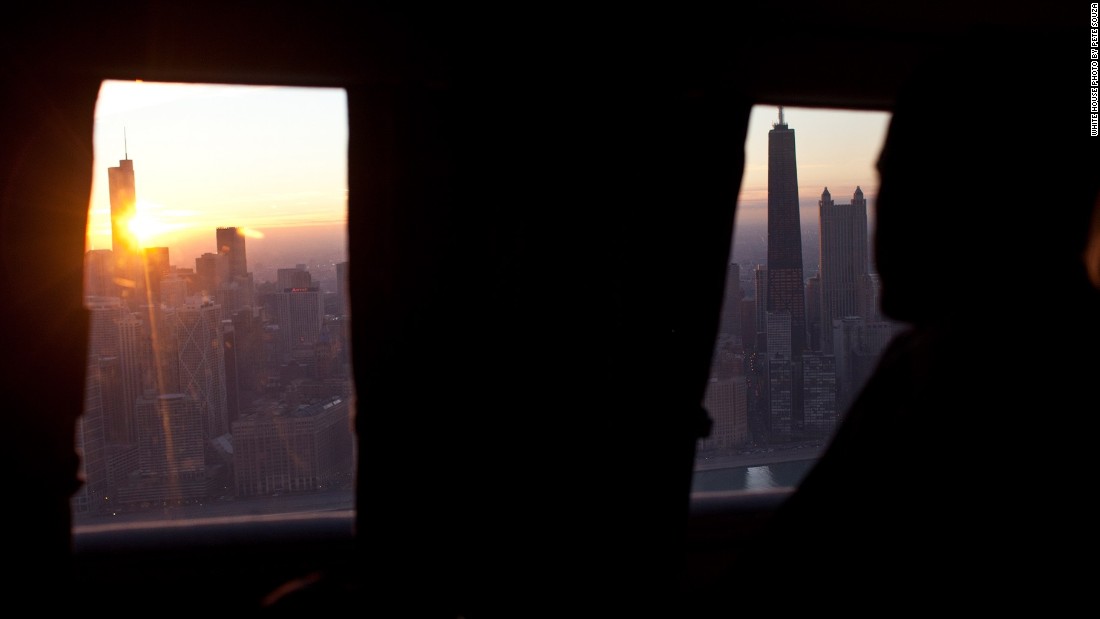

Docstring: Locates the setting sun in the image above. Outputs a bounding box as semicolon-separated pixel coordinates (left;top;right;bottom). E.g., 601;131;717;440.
88;80;348;269
124;200;187;247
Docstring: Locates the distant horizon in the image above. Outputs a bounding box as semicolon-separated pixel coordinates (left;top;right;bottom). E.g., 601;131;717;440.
735;105;887;226
134;222;348;276
86;80;348;272
85;87;886;281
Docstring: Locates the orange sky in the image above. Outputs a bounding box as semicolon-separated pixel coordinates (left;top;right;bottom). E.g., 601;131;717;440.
87;80;348;268
86;84;887;271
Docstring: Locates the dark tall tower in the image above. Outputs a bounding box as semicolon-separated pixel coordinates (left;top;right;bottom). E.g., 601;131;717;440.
217;227;249;280
216;227;255;313
766;107;807;355
818;186;869;352
766;107;807;440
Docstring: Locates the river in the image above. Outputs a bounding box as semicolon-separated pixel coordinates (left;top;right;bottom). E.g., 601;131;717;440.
691;443;823;492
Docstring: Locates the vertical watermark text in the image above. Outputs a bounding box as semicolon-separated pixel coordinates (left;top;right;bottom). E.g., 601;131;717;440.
1092;3;1098;135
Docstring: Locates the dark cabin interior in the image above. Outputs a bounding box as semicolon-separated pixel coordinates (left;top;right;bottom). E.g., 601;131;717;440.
1;3;1089;615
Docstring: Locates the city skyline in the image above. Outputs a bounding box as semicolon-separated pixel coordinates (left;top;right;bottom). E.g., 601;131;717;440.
75;88;895;520
86;80;349;270
702;104;897;451
736;105;891;228
76;143;354;517
86;81;886;272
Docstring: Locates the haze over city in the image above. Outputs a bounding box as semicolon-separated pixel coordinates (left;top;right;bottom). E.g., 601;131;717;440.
66;77;901;528
86;81;887;278
86;80;349;274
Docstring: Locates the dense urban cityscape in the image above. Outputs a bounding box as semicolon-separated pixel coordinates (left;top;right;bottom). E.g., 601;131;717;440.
72;105;897;522
73;152;354;522
698;108;902;459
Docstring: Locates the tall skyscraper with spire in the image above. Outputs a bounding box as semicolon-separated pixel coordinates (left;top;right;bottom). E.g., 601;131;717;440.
108;153;136;256
765;107;807;440
108;136;142;304
765;107;807;355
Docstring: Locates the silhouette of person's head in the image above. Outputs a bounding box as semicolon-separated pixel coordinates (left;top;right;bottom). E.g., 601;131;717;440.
873;27;1100;325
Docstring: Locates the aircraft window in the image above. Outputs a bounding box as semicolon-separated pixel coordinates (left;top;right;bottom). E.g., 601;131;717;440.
693;105;900;494
73;81;353;534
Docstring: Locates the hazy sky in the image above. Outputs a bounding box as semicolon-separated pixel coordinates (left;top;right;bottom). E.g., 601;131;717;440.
737;104;891;225
729;105;891;271
87;82;888;273
88;80;349;270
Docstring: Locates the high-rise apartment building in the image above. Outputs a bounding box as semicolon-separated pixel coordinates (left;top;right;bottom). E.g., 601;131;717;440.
135;393;204;477
232;396;354;497
275;286;326;363
801;351;837;437
113;393;208;507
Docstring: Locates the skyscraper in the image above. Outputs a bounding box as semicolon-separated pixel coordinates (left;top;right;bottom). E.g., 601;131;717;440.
766;107;806;440
818;186;869;352
171;300;229;439
214;228;256;314
232;395;354;497
801;351;837;438
107;156;137;257
108;153;141;302
766;107;807;357
274;283;325;362
195;252;228;298
115;393;209;507
217;227;249;280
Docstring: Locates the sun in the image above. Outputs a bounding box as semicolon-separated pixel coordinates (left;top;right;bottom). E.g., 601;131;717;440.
125;200;175;247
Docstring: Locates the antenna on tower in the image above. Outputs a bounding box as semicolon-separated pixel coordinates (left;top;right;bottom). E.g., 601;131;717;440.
778;106;785;126
124;127;128;160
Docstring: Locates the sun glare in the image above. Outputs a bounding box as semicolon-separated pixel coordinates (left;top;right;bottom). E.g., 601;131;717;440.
126;200;186;247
